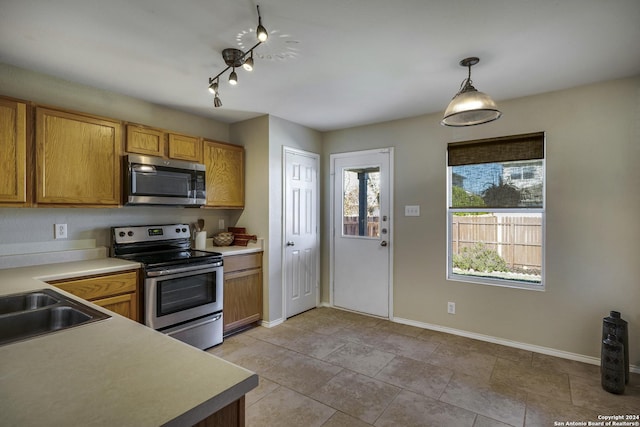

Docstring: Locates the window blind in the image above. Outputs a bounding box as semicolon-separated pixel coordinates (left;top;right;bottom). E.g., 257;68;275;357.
447;132;545;166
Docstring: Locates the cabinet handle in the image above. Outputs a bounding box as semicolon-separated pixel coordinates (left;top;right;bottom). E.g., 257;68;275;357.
286;241;295;246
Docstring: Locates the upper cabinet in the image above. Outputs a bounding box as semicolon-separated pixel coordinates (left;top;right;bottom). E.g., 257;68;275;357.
35;107;123;206
126;124;202;163
0;98;28;206
203;140;244;208
126;125;164;157
168;133;202;163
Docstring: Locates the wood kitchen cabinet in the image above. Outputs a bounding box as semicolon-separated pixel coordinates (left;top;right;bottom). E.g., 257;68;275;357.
168;132;202;162
203;140;244;208
125;124;165;157
0;98;29;206
49;270;140;322
223;252;262;335
35;107;122;206
126;123;202;163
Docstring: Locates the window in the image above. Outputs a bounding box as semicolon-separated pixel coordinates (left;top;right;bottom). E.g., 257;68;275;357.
447;132;545;289
342;167;380;238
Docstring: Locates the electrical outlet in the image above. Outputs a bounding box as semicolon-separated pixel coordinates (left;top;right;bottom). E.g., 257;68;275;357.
447;301;456;314
404;205;420;216
54;224;68;240
218;219;225;230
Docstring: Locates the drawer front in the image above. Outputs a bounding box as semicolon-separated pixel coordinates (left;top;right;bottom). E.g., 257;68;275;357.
224;252;262;273
51;271;138;301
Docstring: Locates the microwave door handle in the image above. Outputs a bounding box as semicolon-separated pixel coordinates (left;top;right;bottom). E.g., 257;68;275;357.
132;164;157;174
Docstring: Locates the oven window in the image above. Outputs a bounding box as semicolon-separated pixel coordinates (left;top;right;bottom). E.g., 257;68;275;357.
156;271;217;316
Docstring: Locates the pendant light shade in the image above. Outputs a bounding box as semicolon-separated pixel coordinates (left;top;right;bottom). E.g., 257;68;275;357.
442;57;501;127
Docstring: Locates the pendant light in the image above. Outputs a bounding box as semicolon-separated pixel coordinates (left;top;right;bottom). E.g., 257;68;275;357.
441;57;501;127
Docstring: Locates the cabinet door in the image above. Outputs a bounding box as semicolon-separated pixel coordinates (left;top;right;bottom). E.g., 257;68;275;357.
52;271;137;300
168;133;202;162
36;108;122;205
223;268;262;333
0;99;27;205
50;270;139;322
92;293;138;322
204;140;244;208
126;125;165;157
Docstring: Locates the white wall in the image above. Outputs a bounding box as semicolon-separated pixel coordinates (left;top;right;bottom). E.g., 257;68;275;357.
231;115;322;323
229;116;271;316
321;76;640;365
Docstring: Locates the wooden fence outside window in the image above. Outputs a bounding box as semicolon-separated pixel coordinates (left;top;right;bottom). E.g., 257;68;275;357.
451;215;542;271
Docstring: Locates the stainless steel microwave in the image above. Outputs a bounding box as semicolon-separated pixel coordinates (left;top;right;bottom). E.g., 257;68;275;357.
124;154;206;206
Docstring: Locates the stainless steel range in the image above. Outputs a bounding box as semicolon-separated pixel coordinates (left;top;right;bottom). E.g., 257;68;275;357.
111;224;223;350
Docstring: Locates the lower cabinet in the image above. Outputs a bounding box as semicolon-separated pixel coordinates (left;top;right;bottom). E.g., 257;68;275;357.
223;252;263;335
193;396;245;427
49;270;139;322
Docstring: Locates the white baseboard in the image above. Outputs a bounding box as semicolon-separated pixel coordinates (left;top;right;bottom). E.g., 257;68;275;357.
259;318;284;328
392;316;639;374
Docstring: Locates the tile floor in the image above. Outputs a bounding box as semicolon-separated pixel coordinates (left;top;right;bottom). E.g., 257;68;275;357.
207;307;640;427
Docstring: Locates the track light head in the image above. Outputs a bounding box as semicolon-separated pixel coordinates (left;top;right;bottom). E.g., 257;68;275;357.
229;68;238;85
214;94;222;108
256;5;268;42
243;52;254;71
208;80;218;94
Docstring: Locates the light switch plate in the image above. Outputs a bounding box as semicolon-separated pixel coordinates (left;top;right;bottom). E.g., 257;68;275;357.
404;205;420;216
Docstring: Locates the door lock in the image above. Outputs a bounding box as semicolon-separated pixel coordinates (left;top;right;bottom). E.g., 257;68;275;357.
286;241;295;246
380;240;388;247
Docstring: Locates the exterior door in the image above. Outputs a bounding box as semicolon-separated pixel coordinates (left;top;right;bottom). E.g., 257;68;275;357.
284;148;320;318
331;149;393;318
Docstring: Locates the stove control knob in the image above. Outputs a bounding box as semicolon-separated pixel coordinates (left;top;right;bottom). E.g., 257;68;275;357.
118;231;126;237
127;231;134;237
175;228;181;233
181;227;187;233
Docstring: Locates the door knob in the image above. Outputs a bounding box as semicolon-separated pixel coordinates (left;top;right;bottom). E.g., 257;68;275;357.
380;240;388;247
286;241;295;246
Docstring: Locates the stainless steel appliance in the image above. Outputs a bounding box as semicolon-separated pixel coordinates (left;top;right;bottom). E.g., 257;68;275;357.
111;224;223;350
124;154;206;206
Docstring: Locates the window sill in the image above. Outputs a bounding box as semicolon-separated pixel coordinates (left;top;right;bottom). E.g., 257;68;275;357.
447;272;545;291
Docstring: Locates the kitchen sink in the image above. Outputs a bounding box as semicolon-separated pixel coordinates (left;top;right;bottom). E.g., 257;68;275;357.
0;289;111;346
0;290;61;315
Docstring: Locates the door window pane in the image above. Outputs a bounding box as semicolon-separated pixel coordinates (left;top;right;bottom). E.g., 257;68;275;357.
342;167;380;237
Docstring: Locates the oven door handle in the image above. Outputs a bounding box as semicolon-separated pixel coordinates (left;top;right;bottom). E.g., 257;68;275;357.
146;262;222;277
166;313;222;335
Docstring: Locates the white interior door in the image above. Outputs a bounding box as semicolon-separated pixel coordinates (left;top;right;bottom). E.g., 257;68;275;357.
284;148;319;318
331;149;393;318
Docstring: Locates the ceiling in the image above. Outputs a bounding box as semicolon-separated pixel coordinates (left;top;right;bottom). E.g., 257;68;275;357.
1;0;639;132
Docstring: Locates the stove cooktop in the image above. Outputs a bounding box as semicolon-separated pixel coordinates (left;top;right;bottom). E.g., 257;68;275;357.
118;249;222;269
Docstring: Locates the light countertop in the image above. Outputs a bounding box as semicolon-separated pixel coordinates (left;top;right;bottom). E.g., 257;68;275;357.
0;258;258;427
203;237;264;256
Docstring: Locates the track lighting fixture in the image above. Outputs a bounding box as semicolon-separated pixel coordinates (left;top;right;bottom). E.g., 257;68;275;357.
441;57;502;127
207;5;268;107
